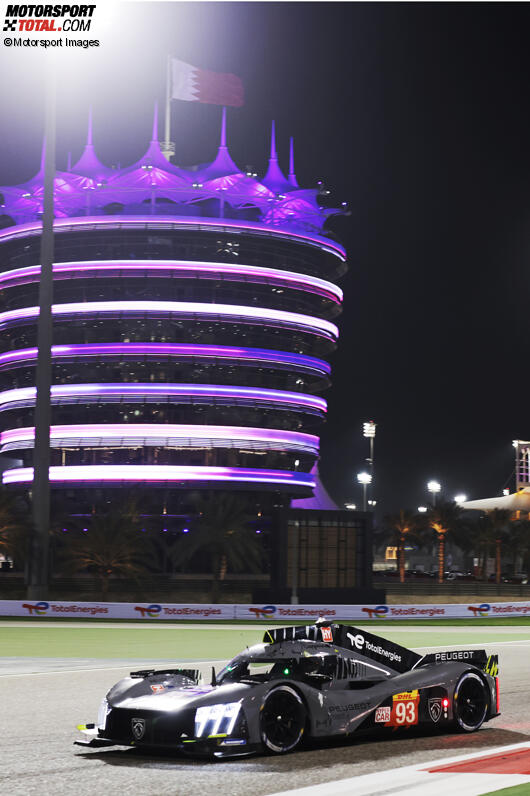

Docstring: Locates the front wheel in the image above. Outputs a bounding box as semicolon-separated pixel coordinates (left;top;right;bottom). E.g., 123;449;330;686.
453;671;489;732
260;685;306;754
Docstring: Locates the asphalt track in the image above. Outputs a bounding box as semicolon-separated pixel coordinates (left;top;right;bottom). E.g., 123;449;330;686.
2;625;530;796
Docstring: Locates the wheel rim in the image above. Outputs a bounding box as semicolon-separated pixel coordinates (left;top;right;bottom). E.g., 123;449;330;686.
455;673;488;731
261;687;305;753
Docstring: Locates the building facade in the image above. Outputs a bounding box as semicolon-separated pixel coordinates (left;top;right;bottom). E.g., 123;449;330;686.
0;109;346;520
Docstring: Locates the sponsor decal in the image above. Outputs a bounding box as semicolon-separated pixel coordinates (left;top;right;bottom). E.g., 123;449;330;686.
22;601;49;615
134;604;162;618
375;706;391;723
389;606;446;617
131;717;146;740
385;690;419;728
467;603;491;617
434;650;475;662
320;626;333;642
329;701;370;714
491;603;530;615
162;606;222;616
361;605;389;619
428;698;442;723
150;684;165;694
485;654;499;677
346;631;403;665
248;605;276;619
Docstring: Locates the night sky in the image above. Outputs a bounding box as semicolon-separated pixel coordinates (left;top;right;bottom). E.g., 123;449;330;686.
0;2;529;515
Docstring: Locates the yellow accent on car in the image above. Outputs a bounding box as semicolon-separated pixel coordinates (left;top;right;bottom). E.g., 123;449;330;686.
393;690;419;701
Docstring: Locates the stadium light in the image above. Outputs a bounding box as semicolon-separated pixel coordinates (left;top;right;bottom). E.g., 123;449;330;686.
427;480;441;506
357;471;372;511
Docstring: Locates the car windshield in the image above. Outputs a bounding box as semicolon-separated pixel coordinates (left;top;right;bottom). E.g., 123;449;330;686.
218;653;337;684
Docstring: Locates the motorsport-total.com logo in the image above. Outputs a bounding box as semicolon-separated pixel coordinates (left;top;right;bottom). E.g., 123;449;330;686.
3;4;101;48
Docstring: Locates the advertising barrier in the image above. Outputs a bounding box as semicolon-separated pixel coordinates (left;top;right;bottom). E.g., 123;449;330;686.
1;599;530;620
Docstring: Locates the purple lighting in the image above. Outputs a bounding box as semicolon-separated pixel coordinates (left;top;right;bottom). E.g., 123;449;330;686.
0;344;331;376
0;260;343;304
0;301;339;340
0;424;320;455
0;384;327;414
2;465;316;489
0;216;346;261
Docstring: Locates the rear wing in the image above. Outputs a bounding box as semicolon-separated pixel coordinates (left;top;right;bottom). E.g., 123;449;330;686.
413;650;499;677
263;623;422;674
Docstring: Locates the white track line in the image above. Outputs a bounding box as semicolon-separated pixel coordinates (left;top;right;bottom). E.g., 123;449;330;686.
266;741;530;796
0;659;229;677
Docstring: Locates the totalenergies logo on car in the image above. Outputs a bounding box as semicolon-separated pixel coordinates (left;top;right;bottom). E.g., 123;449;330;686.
134;604;162;618
249;605;277;619
468;603;491;617
361;605;389;619
22;601;49;616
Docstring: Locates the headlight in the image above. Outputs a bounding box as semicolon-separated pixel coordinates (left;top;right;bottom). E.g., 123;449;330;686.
97;698;110;730
194;702;241;738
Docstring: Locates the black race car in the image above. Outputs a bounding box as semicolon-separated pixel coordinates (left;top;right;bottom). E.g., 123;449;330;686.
76;619;500;757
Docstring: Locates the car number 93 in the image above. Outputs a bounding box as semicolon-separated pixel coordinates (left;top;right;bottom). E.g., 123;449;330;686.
386;690;419;727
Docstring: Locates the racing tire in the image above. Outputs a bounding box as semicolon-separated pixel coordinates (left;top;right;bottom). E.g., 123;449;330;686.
260;685;306;754
453;671;489;732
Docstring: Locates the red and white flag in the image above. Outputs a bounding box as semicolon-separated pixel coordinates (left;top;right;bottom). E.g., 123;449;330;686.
170;58;244;107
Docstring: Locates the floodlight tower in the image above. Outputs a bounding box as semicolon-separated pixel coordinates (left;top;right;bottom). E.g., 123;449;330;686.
427;480;441;506
357;471;372;512
363;420;376;503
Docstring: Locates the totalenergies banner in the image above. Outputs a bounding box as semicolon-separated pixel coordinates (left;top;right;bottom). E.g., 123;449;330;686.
1;600;530;620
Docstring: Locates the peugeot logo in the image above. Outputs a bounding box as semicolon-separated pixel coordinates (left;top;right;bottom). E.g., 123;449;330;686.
428;698;442;723
131;717;146;740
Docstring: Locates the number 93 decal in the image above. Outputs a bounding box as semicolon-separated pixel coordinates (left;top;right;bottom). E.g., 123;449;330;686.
385;690;419;728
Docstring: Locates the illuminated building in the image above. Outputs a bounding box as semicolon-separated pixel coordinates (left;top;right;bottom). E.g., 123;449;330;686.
0;108;346;517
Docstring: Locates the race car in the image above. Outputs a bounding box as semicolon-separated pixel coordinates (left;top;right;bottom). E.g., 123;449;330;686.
75;619;500;757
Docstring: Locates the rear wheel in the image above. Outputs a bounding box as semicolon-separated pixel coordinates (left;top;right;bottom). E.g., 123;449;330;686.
453;671;489;732
260;685;306;754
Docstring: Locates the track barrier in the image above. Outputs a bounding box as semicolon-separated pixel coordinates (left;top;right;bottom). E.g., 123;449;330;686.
1;600;530;620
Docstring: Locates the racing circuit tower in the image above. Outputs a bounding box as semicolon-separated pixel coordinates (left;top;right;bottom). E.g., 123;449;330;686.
0;109;346;524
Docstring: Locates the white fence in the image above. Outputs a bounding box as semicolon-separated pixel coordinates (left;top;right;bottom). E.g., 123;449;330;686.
1;599;530;620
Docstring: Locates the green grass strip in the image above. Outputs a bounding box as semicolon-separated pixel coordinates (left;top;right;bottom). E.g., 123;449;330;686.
1;616;529;626
481;785;530;796
1;623;529;660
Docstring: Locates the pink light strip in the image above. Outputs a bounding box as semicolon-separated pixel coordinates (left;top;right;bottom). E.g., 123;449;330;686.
0;424;320;454
0;301;338;339
0;260;343;303
0;384;327;413
2;465;315;488
0;344;331;375
0;215;347;260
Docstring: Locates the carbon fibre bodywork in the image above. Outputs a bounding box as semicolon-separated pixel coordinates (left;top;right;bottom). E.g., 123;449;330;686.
76;622;500;757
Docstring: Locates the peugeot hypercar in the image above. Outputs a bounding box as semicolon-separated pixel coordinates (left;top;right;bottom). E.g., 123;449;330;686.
76;620;500;757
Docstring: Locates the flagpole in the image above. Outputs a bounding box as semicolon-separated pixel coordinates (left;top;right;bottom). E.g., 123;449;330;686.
162;55;175;161
27;60;56;600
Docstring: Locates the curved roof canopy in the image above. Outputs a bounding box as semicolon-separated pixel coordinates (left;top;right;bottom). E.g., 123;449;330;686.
0;107;344;235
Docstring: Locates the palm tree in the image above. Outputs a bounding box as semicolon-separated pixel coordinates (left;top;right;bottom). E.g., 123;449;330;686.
487;510;512;583
427;501;463;584
381;509;422;582
172;493;262;602
505;518;530;576
0;489;30;569
58;501;150;599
